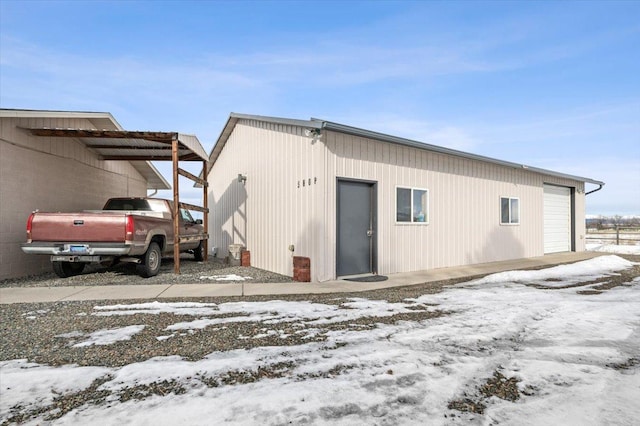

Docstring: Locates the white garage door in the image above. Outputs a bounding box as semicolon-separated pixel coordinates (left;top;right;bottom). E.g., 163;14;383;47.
544;184;572;253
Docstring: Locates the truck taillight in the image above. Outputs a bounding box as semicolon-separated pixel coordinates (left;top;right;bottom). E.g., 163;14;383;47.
26;213;35;243
125;215;134;242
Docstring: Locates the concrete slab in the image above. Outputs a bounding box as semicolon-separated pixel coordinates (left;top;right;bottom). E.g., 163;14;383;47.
0;287;90;304
356;251;603;288
0;252;606;304
58;285;172;302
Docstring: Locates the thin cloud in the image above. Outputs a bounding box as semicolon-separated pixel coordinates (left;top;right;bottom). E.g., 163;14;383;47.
342;115;483;153
0;36;263;108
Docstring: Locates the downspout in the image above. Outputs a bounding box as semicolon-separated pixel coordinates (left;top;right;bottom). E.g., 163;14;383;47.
585;183;604;196
148;188;159;197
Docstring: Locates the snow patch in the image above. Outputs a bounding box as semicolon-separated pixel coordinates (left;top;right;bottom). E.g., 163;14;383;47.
93;301;218;316
199;274;253;281
56;325;146;347
469;255;635;287
587;244;640;255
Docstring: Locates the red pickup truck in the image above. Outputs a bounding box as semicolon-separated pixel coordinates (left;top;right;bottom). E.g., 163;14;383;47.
21;198;206;278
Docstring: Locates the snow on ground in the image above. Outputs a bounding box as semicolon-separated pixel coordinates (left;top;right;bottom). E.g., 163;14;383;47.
62;325;146;348
0;360;111;417
1;255;639;425
469;254;635;288
92;301;218;316
199;274;253;281
587;243;640;255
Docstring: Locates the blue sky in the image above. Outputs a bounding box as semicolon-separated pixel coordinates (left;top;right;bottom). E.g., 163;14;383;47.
1;0;638;215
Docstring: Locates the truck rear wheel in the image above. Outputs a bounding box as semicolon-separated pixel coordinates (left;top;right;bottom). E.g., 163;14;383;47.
136;242;161;278
193;241;204;261
53;261;85;278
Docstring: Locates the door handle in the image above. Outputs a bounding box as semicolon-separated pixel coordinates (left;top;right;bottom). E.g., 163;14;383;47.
367;229;373;237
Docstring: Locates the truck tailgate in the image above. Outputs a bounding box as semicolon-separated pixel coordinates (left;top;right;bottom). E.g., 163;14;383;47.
31;213;127;242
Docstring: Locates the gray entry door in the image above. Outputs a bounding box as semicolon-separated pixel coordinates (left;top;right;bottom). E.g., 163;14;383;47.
337;180;375;276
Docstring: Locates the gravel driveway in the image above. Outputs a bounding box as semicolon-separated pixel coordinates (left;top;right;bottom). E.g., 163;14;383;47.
2;254;639;424
3;255;639;368
0;256;293;288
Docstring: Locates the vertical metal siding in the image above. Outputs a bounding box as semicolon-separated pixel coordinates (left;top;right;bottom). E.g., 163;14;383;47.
208;120;327;280
208;123;588;282
324;130;585;279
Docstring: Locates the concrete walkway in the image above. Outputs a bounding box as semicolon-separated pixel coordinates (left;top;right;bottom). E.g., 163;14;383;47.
0;252;603;304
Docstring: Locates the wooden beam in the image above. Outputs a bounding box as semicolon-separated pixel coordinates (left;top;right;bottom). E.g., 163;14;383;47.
88;145;173;150
178;167;208;187
172;139;180;274
179;153;206;161
102;155;176;161
27;128;179;143
179;202;209;213
179;234;209;243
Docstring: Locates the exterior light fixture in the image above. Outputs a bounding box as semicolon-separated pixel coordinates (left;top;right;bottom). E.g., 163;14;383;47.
304;128;322;138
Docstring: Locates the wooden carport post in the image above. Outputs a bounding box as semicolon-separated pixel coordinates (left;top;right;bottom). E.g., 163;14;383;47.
172;138;181;274
203;159;209;261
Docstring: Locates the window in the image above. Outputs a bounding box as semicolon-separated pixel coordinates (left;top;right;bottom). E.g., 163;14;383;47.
180;208;195;223
500;197;520;225
396;187;429;223
103;199;151;211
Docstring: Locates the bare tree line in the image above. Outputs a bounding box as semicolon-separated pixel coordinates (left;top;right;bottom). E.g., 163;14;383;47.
587;215;640;230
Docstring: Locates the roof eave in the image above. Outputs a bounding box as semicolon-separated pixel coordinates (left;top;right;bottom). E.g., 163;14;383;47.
206;112;604;186
321;120;604;186
205;113;321;175
0;108;123;130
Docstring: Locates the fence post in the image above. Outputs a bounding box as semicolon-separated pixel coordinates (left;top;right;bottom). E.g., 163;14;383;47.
616;225;620;245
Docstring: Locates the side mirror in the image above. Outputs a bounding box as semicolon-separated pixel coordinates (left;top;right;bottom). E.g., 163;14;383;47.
196;219;203;225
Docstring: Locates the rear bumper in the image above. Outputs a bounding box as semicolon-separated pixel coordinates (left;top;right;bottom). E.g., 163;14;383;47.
21;242;132;256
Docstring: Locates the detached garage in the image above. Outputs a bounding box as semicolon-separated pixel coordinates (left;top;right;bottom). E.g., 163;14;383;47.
206;113;604;282
0;109;170;280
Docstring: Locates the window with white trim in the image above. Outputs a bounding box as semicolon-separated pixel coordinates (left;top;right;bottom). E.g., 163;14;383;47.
500;197;520;225
396;187;429;223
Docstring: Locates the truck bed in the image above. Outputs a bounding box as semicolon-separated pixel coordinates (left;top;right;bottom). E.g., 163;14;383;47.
30;212;129;242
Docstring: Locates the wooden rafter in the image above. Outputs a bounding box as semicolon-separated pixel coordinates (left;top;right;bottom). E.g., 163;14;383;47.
27;128;179;143
178;168;208;187
87;145;173;150
179;202;209;213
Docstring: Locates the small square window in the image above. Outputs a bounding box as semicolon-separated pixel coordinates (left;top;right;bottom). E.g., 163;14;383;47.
500;197;520;225
397;187;429;224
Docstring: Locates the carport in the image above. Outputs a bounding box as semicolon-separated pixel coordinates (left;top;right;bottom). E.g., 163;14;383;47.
23;128;209;274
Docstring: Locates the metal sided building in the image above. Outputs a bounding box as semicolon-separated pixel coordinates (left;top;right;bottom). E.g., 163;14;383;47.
206;113;604;282
0;109;170;280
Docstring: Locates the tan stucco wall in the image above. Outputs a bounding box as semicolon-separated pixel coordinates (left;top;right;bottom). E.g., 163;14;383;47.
0;116;148;280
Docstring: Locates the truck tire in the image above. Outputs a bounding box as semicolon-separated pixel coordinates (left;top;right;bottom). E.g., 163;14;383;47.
136;242;161;278
52;261;85;278
193;241;204;261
